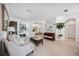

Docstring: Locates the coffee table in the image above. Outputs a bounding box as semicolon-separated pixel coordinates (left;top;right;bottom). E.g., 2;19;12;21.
30;37;43;46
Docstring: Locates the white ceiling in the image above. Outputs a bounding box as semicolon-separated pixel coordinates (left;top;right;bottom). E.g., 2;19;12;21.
5;3;79;20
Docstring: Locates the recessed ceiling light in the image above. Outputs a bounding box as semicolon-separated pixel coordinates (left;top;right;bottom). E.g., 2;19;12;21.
64;9;68;12
27;9;32;13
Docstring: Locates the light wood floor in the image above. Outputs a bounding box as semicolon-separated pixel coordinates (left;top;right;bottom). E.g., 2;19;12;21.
29;39;79;56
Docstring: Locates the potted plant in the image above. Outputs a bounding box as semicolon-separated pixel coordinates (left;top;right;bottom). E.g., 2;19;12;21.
56;23;65;38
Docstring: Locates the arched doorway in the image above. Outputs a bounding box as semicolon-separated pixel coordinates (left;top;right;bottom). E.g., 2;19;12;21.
65;18;76;41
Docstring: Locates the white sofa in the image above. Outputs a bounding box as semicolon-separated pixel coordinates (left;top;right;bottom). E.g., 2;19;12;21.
4;39;34;56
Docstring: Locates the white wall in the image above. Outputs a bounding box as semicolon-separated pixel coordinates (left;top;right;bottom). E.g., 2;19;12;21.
45;20;55;33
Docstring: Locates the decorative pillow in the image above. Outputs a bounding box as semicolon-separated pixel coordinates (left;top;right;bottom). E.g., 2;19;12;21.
13;35;21;46
19;38;25;45
8;34;30;46
12;38;21;46
8;34;21;46
24;37;30;44
8;35;12;41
